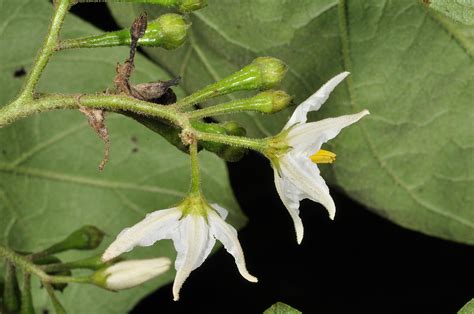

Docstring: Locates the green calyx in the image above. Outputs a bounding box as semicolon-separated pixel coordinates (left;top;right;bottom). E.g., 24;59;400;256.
179;194;209;217
59;14;189;50
41;226;105;255
176;57;287;107
263;129;292;172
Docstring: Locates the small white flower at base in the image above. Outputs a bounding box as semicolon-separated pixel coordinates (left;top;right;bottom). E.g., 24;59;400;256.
267;72;369;244
97;258;171;290
102;198;257;301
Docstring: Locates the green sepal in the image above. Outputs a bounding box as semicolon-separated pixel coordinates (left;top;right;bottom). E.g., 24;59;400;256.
60;14;189;50
41;226;105;256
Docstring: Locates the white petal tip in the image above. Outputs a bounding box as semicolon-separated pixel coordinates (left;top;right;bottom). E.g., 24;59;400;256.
362;109;370;116
296;229;304;245
173;296;179;302
245;275;258;283
340;71;350;78
101;251;116;263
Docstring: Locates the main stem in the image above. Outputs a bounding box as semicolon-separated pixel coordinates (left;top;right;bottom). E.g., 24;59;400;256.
0;244;48;281
0;94;183;128
17;0;70;102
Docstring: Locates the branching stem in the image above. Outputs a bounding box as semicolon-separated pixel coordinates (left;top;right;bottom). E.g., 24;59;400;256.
17;0;70;102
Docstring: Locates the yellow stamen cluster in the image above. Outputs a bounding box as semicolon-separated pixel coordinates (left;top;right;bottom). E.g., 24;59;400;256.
310;149;336;164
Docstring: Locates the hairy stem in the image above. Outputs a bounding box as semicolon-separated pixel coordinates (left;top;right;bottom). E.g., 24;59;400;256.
0;94;184;128
0;244;49;281
196;131;267;152
18;0;70;101
189;141;201;195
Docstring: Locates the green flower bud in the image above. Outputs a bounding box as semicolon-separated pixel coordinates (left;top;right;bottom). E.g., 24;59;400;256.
256;90;293;113
192;121;248;162
42;226;105;255
92;258;171;291
59;14;189;50
189;90;293;119
221;121;246;137
176;57;287;108
177;0;207;12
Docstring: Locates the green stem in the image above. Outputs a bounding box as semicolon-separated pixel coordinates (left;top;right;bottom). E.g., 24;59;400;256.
18;0;70;101
196;131;266;152
189;141;201;195
20;273;34;314
0;94;183;129
0;244;49;281
44;283;67;314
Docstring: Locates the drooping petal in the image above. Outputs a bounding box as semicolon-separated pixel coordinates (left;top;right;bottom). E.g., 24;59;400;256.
284;72;350;129
287;110;370;156
274;168;305;244
210;203;228;220
172;215;215;301
102;207;181;262
208;210;258;283
280;154;336;219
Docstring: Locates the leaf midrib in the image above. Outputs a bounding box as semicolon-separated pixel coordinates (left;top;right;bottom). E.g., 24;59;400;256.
0;162;186;197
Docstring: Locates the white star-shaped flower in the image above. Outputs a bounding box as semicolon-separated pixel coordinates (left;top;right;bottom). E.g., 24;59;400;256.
269;72;369;244
102;199;257;301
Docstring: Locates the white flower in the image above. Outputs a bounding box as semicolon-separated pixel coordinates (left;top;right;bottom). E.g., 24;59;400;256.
270;72;369;244
102;200;257;301
98;258;171;290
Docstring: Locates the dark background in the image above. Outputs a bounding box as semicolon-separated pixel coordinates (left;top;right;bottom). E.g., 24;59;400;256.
72;4;474;314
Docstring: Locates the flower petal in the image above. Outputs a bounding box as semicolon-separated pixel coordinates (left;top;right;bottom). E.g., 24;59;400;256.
102;207;181;262
172;215;215;301
274;169;304;244
284;72;350;129
287;110;370;156
208;210;258;283
280;154;336;219
210;203;228;220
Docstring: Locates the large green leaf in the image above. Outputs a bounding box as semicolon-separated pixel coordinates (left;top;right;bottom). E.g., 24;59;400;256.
264;302;302;314
423;0;474;25
458;298;474;314
109;0;474;244
0;1;244;313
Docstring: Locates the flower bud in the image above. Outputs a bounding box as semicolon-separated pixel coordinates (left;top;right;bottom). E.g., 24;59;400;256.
251;57;288;89
42;226;105;255
255;90;293;113
176;57;287;107
59;14;189;50
192;121;248;162
92;258;171;290
175;0;207;13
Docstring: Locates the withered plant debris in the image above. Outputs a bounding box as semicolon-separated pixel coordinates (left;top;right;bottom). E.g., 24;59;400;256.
114;12;180;102
79;106;110;171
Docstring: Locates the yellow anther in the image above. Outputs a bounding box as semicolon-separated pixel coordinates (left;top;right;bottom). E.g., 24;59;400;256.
310;149;336;164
